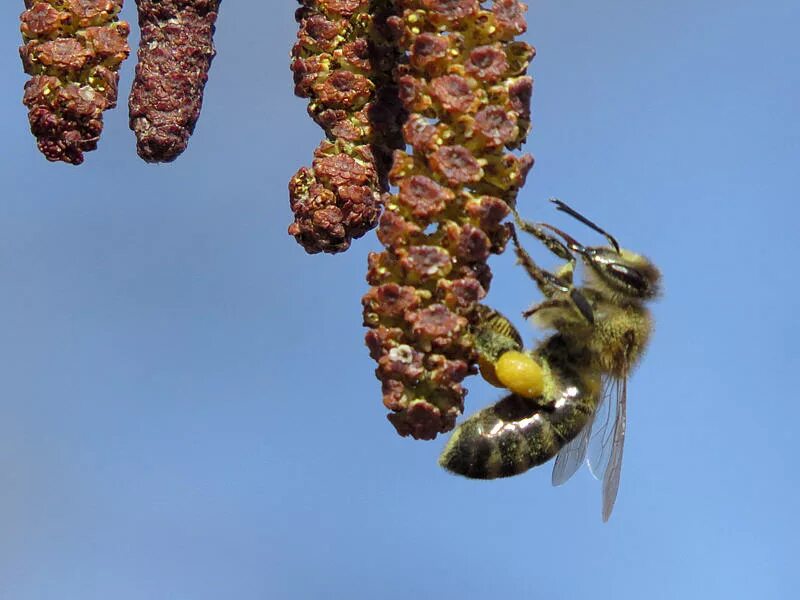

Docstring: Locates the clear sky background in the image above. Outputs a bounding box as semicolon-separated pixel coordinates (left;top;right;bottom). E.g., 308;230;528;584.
1;1;798;598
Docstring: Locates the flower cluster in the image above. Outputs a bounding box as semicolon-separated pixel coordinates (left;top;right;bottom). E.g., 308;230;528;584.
288;0;406;254
19;0;130;165
362;0;535;439
128;0;221;163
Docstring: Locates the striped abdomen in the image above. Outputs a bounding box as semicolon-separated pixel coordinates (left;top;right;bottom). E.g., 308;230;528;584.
439;343;598;479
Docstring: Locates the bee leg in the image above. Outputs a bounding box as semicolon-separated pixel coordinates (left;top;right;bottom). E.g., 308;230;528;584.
510;223;595;325
524;293;594;328
523;298;568;320
513;213;577;271
509;224;571;298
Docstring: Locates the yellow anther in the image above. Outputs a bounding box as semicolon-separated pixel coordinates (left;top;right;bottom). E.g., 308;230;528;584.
495;351;544;399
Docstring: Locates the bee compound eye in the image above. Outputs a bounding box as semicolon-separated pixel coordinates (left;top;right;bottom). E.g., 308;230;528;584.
607;263;649;294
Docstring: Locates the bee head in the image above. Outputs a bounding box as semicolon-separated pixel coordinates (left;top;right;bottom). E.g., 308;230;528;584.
582;247;661;300
547;199;661;301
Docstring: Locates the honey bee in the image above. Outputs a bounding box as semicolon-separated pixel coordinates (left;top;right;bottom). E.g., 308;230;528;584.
439;200;661;521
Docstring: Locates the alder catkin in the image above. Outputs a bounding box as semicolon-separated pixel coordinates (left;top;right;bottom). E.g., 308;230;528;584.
19;0;130;165
288;0;405;254
362;0;535;439
128;0;221;163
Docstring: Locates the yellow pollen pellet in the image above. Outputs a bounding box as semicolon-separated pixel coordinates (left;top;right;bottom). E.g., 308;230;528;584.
478;355;504;389
495;351;544;399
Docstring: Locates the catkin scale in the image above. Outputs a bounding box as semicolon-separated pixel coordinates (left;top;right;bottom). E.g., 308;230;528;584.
19;0;130;165
128;0;221;163
362;0;535;440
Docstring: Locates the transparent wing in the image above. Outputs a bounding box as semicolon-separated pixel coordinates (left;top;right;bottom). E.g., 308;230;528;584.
551;415;593;486
601;377;627;522
588;376;618;480
549;370;629;521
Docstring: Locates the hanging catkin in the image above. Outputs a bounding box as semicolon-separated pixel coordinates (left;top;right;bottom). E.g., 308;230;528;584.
362;0;535;439
128;1;221;163
288;0;405;254
19;1;130;164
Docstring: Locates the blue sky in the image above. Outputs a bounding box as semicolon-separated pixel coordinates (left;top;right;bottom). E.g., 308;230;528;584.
1;1;798;598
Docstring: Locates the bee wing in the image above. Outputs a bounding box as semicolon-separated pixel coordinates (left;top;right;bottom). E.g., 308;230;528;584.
587;375;628;522
588;376;618;480
551;415;593;486
601;377;627;522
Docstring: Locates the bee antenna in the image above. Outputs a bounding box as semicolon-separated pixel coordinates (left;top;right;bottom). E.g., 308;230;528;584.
550;199;621;253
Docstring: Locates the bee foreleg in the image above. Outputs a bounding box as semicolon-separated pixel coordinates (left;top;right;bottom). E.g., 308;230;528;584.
510;224;571;298
513;213;577;268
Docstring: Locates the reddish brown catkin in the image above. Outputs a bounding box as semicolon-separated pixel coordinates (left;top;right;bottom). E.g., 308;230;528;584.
288;0;405;254
362;0;535;440
19;1;130;165
128;0;221;163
